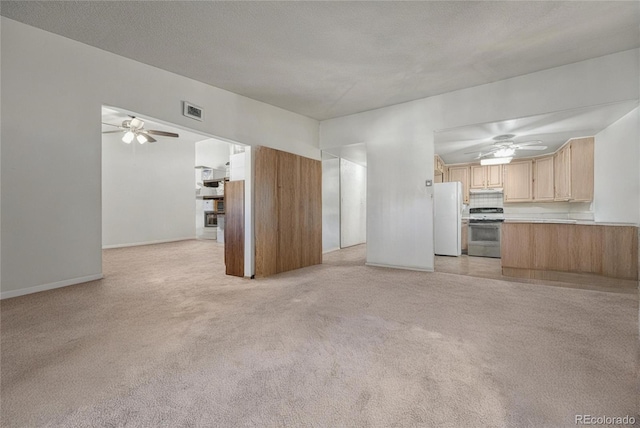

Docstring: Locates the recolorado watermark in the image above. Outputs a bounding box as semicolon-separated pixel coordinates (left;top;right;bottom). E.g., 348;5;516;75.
575;414;636;425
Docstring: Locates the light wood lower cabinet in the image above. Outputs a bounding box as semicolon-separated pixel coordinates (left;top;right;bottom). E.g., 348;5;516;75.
503;160;533;202
502;222;638;280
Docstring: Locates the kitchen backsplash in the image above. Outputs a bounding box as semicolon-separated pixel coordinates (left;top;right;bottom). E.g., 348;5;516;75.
503;201;594;221
464;193;594;221
469;192;504;208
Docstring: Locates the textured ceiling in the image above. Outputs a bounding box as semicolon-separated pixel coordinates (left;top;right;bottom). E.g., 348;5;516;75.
2;1;639;120
434;100;639;164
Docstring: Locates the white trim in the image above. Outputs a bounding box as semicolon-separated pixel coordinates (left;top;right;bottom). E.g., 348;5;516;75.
102;237;195;249
322;247;341;254
0;274;103;300
365;262;434;272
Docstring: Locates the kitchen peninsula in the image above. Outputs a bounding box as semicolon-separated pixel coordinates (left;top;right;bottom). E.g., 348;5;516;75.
501;220;638;286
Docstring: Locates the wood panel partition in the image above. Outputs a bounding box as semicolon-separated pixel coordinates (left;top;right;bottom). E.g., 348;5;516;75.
502;222;638;281
255;146;322;278
224;180;245;277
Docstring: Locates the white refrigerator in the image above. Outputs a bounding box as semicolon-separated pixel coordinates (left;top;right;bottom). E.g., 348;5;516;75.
434;181;462;256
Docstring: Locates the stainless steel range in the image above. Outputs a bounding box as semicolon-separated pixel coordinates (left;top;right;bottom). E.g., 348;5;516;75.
468;207;504;258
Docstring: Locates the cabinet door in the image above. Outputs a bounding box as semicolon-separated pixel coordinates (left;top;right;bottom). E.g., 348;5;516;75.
486;165;503;188
504;160;533;202
569;137;594;202
461;219;468;252
533;156;554;201
448;166;470;204
470;165;486;189
554;146;571;201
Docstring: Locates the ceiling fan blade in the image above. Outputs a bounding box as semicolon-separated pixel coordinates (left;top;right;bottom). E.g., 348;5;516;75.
137;131;157;143
516;146;547;151
146;130;179;138
465;146;499;155
102;122;122;128
516;140;543;146
102;130;124;134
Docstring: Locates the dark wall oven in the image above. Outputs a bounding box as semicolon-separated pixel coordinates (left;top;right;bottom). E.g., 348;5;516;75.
204;211;217;227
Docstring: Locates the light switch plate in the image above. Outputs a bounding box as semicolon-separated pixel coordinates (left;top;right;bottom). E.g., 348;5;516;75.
425;180;433;187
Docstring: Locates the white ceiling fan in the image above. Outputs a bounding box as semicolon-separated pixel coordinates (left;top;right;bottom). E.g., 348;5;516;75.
465;134;548;160
102;117;179;144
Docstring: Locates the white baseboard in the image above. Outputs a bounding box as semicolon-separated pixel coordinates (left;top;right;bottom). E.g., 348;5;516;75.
0;273;104;300
102;237;195;249
365;262;434;273
322;247;341;254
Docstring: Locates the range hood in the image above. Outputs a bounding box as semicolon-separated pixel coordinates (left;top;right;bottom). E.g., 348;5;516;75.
469;188;504;194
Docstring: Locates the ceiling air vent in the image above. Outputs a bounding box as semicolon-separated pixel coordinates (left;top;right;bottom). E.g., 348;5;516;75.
183;101;203;121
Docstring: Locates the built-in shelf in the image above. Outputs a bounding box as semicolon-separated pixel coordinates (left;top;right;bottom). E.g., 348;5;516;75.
203;177;229;188
198;194;225;200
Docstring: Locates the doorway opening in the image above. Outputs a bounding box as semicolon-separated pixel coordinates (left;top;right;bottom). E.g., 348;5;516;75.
101;105;247;275
321;144;367;255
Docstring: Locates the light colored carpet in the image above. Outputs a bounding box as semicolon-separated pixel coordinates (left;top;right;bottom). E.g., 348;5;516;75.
1;240;638;427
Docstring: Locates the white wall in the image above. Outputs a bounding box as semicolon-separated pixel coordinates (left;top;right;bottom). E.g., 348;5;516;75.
340;158;366;248
594;107;640;224
102;134;197;247
320;49;639;271
322;158;340;253
0;18;319;298
196;138;232;174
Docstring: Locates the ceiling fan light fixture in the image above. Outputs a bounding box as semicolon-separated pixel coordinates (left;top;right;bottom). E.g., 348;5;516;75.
122;131;135;144
494;148;515;157
481;157;512;166
136;133;148;144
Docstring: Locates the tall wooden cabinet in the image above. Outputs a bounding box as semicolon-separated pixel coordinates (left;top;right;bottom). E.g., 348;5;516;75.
254;146;322;278
447;165;470;204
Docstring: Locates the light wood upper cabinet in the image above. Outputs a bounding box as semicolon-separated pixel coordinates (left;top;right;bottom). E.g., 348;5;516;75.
568;137;594;202
447;165;470;204
434;155;445;176
470;164;503;189
486;165;503;188
554;137;594;202
504;160;533;202
434;155;445;183
533;156;554;201
554;145;571;201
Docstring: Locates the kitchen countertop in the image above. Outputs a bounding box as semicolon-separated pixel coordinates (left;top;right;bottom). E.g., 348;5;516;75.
503;219;638;227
